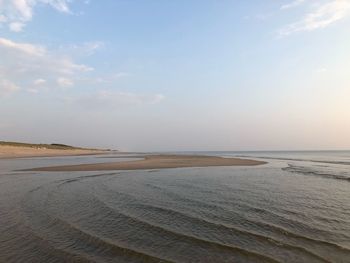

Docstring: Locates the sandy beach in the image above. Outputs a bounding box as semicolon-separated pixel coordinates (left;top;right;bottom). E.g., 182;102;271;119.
24;154;267;171
0;145;107;159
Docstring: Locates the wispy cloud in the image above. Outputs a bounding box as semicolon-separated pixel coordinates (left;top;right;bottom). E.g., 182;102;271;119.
57;77;74;88
281;0;306;10
0;37;46;56
0;37;157;107
0;37;92;94
314;67;328;73
9;21;26;32
73;90;165;110
91;72;131;84
280;0;350;35
0;0;74;32
28;78;47;93
33;78;47;86
0;79;20;97
58;41;105;57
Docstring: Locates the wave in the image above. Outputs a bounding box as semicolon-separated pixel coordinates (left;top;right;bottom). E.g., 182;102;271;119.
107;200;334;262
113;181;350;260
21;196;174;262
88;196;281;263
131;181;338;239
95;185;347;262
237;155;350;166
21;180;278;262
282;164;350;182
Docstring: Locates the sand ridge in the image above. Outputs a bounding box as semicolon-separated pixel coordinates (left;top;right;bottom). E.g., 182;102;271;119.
24;154;267;171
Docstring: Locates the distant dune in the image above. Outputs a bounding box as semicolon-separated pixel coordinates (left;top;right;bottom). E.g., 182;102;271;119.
0;141;109;159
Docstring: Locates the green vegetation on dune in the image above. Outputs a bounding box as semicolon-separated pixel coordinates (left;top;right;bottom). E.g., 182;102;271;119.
0;141;97;150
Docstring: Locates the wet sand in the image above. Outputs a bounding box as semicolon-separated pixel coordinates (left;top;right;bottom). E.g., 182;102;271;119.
0;145;107;159
24;154;267;171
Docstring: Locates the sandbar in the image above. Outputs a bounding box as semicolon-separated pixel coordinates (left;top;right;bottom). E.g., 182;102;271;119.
24;154;267;171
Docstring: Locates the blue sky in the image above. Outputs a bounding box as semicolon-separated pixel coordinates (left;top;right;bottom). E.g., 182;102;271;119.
1;0;350;151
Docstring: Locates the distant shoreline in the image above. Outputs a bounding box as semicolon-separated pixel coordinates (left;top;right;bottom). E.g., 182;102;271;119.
23;154;267;172
0;142;110;159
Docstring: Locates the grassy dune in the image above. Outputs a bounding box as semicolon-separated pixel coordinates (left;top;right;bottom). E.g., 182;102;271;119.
0;141;111;159
0;141;102;151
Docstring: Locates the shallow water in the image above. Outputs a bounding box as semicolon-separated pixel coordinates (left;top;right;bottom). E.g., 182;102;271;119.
0;152;349;262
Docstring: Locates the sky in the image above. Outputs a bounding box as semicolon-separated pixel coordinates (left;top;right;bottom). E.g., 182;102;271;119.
0;0;350;151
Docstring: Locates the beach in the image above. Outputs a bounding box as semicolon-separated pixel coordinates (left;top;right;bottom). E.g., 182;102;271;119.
24;154;266;171
0;145;107;159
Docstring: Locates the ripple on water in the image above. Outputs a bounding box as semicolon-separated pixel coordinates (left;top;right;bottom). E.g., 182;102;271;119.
0;161;350;263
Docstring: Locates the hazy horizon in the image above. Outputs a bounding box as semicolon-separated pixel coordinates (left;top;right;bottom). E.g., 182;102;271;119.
1;0;350;151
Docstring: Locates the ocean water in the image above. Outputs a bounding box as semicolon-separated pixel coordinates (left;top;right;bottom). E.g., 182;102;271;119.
0;151;349;263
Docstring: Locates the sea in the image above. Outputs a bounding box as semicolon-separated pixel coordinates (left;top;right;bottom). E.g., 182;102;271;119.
0;151;349;263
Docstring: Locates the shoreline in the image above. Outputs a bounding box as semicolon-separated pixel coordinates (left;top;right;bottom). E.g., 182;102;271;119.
23;154;267;172
0;145;109;159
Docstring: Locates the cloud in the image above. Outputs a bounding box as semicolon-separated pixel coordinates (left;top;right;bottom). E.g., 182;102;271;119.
314;67;328;73
280;0;350;35
58;41;105;57
9;21;26;32
28;78;47;93
0;37;146;102
0;37;92;94
34;78;47;86
93;72;131;84
281;0;305;10
0;0;73;32
57;77;74;87
0;79;20;97
0;14;7;22
73;90;165;110
74;41;104;56
0;37;46;56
